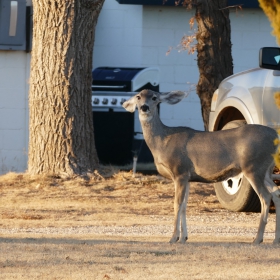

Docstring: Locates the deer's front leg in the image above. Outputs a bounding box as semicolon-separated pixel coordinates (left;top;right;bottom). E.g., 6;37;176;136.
179;182;190;244
169;177;189;244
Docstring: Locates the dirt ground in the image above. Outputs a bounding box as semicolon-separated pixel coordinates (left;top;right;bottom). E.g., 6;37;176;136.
0;170;280;280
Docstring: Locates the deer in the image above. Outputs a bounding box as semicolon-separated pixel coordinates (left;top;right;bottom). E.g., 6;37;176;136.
123;89;280;244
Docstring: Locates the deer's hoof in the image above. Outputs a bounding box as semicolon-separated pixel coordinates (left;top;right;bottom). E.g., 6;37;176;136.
252;238;263;244
179;236;188;244
273;238;280;244
169;235;179;244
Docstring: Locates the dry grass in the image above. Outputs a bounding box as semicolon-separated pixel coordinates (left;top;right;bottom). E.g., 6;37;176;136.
0;170;219;229
0;170;280;279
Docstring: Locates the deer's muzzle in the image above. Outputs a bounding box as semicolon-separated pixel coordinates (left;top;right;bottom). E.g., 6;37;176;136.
140;104;149;112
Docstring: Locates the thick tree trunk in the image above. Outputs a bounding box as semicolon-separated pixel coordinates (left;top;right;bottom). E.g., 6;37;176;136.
28;0;105;176
195;0;233;130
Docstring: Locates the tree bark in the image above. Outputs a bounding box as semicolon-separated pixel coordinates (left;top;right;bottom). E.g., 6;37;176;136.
195;0;233;130
28;0;105;176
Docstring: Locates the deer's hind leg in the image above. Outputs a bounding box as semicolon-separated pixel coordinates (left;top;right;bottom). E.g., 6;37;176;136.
244;172;272;244
271;192;280;244
265;172;280;244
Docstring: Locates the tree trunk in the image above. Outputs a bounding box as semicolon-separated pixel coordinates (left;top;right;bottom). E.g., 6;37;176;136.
195;0;233;130
28;0;105;176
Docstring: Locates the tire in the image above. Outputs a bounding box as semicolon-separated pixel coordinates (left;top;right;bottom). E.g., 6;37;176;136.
214;120;261;212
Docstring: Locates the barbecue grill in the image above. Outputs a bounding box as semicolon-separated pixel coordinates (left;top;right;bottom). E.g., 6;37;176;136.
91;67;159;165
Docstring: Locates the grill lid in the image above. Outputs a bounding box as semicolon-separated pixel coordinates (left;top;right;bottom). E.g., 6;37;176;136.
92;67;159;92
92;67;145;82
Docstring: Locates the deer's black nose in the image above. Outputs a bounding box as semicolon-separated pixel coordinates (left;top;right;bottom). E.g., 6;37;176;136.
140;104;149;112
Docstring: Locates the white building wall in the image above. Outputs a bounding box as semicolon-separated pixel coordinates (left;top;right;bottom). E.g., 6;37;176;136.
230;10;278;73
0;51;30;174
93;0;143;67
142;6;202;129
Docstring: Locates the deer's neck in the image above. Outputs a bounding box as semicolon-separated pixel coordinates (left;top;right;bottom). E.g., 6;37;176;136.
140;113;166;150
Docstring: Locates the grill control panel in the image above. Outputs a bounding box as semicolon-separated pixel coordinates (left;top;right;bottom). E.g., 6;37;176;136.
91;93;134;112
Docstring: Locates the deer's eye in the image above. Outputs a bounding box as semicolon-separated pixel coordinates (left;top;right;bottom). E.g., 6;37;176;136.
152;96;157;101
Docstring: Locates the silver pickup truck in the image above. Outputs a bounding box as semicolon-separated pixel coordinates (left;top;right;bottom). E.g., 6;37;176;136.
209;47;280;212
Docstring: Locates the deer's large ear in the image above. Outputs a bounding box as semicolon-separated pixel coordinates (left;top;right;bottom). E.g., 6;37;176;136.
122;96;137;112
159;91;189;104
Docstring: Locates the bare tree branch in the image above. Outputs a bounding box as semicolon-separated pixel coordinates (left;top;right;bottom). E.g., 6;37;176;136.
219;4;243;10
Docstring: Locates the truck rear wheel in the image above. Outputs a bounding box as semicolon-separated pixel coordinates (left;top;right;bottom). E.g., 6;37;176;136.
214;120;261;212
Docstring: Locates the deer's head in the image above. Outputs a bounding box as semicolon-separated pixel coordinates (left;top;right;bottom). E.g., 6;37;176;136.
123;89;188;121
